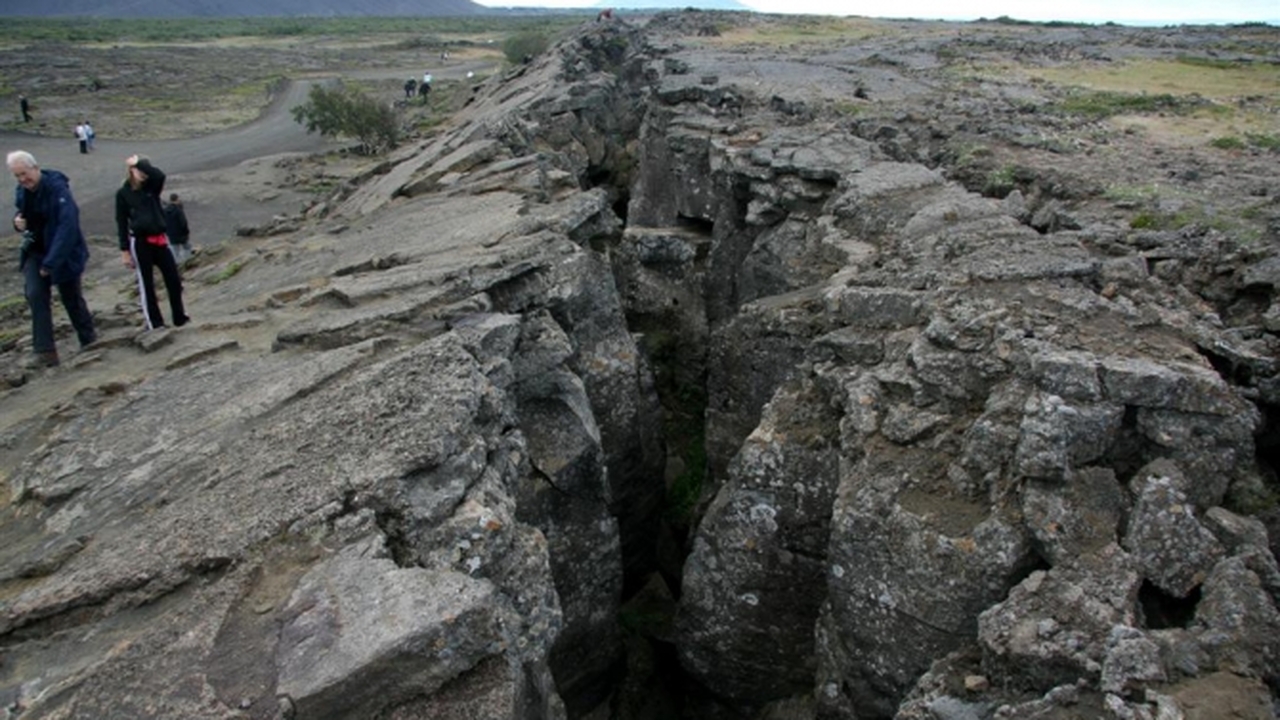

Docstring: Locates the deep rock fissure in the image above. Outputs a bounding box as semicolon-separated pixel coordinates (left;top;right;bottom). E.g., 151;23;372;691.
1138;580;1202;630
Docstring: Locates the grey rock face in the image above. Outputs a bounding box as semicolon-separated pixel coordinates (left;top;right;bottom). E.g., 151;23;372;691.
677;377;841;706
275;541;507;719
1123;464;1226;598
978;544;1143;690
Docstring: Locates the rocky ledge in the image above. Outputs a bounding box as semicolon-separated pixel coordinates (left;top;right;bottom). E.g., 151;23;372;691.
2;11;1279;720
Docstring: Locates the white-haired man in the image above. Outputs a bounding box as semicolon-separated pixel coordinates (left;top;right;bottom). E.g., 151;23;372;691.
8;150;97;368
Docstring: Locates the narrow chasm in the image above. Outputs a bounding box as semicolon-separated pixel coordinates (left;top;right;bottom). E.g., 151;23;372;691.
572;105;727;718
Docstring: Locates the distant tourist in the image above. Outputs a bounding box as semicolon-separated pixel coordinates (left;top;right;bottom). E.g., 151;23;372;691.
116;155;189;330
7;150;98;368
404;78;417;99
74;122;88;154
163;192;192;264
19;95;30;123
83;121;95;152
598;8;614;21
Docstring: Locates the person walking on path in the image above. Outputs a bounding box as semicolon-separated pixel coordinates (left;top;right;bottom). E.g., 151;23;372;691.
8;150;97;368
19;95;31;123
75;122;88;154
163;192;191;264
84;121;95;152
116;154;188;330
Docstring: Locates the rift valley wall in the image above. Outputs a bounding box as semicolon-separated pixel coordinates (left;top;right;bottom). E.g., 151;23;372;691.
1;11;1279;720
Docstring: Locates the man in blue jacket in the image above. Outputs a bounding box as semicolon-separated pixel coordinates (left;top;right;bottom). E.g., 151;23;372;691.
8;150;97;368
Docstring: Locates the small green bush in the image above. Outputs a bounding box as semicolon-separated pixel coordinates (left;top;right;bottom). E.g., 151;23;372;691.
983;166;1017;197
291;81;400;154
1129;212;1160;229
503;31;550;65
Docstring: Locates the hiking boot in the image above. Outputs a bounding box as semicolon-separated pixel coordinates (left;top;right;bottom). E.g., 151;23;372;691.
22;351;60;369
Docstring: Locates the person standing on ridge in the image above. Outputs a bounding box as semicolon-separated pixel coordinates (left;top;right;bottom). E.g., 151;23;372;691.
8;150;97;368
163;192;191;264
116;154;189;330
19;95;31;123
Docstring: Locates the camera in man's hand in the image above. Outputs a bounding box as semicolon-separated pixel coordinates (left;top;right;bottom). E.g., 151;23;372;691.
18;230;36;270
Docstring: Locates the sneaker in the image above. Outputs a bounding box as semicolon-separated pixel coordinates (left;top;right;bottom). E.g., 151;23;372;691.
23;351;60;369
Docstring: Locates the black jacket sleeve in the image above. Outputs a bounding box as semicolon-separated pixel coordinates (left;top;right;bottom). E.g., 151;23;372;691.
135;158;166;198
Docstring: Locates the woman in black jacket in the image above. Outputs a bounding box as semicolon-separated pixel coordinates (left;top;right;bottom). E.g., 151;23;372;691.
116;154;188;330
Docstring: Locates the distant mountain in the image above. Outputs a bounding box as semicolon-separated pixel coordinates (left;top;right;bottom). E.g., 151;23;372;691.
3;0;488;18
595;0;752;9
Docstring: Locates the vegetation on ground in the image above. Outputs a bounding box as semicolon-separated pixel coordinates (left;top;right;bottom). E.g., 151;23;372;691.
700;15;892;48
1;16;583;45
1028;57;1280;104
292;81;400;154
502;31;552;65
0;15;581;141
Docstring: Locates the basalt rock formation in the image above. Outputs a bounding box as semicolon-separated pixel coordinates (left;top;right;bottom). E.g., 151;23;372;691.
3;11;1280;720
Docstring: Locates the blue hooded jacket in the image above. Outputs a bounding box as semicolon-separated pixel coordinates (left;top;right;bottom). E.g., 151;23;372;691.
13;168;88;283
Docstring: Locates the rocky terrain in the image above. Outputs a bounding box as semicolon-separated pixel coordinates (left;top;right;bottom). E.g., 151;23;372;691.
2;10;1280;720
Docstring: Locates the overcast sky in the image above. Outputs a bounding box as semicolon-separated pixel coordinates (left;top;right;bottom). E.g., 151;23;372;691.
474;0;1278;24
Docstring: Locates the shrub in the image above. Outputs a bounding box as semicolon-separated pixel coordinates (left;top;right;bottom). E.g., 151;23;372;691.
983;165;1018;197
1247;133;1280;152
1210;136;1247;150
291;81;399;154
503;31;550;65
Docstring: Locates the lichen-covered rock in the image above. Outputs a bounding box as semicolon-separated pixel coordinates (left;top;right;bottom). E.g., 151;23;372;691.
978;544;1142;690
677;376;841;708
1099;626;1166;697
275;540;510;719
1122;462;1226;598
1192;556;1280;684
817;461;1035;718
1022;467;1128;565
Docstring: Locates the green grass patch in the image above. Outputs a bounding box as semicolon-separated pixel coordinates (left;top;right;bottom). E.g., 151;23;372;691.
830;100;864;116
1210;133;1280;152
208;258;247;284
0;294;25;314
1052;90;1188;119
1247;133;1280;152
707;16;891;48
1030;57;1280;104
1175;54;1244;70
